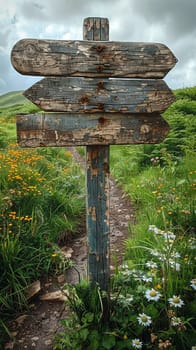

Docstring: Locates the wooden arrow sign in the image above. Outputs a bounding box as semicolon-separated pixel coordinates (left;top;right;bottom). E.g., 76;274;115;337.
16;113;170;147
11;39;177;78
24;77;175;113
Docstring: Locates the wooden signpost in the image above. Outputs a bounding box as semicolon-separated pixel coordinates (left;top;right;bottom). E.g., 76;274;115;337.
11;17;177;292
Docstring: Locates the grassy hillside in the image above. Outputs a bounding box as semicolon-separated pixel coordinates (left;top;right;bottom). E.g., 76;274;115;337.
0;90;40;146
0;90;40;119
0;90;27;107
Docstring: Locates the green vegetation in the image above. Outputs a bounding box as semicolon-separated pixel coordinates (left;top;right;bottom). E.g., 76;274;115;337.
0;87;196;349
0;90;40;147
56;87;196;349
0;92;85;345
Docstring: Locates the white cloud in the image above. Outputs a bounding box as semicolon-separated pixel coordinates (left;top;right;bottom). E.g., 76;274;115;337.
0;0;195;94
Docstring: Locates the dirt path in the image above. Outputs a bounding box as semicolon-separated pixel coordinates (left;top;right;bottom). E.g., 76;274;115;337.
7;149;135;350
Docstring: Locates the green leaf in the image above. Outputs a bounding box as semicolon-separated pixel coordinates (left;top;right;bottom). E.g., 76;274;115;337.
102;334;116;349
87;330;101;350
79;327;89;341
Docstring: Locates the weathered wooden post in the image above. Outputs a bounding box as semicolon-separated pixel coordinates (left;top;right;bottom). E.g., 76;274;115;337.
83;18;110;291
11;17;177;294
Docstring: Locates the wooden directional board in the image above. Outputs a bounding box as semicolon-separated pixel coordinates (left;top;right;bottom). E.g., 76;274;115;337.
24;77;175;113
11;19;177;147
11;39;177;78
16;113;169;147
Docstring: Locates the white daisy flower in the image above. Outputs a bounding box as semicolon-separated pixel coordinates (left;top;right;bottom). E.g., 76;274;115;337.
150;249;160;257
168;295;184;308
142;276;153;283
171;316;182;326
145;288;161;301
190;278;196;290
126;295;134;302
171;252;181;258
148;225;157;232
137;313;152;327
169;260;181;271
132;338;143;349
145;261;158;269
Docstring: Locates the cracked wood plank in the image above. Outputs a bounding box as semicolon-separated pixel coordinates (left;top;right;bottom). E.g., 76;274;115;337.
23;77;175;113
11;39;177;79
16;113;169;147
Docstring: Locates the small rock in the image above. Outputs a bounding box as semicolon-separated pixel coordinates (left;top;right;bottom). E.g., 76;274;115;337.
4;341;14;350
57;274;65;283
44;282;52;288
26;280;41;299
15;314;27;326
40;290;68;301
61;247;73;258
31;337;39;342
44;339;52;346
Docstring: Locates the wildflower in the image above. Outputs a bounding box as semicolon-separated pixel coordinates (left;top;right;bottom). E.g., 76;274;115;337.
167;309;175;318
145;288;161;302
137;313;152;327
158;339;172;349
156;284;162;289
163;232;176;241
171;316;182;326
191;346;196;350
169;260;181;271
150;333;157;343
51;253;57;258
148;225;158;233
171;252;181;258
190;278;196;290
168;296;184;308
145;261;158;269
132;338;143;349
142;275;153;282
126;295;134;302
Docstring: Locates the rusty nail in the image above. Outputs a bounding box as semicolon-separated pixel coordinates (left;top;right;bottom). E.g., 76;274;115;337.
79;95;89;104
98;103;104;110
99;117;105;124
97;65;103;73
97;81;104;89
96;45;105;52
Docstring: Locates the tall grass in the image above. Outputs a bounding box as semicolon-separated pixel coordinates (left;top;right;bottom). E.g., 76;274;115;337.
0;143;85;344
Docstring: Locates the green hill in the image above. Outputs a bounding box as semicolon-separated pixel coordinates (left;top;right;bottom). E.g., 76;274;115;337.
0;90;26;108
0;91;40;118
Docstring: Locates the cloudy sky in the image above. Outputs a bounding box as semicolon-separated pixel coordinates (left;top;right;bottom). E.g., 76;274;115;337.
0;0;195;95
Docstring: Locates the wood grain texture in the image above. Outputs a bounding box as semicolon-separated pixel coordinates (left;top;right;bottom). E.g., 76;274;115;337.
24;77;175;113
84;17;110;293
16;113;170;147
11;39;177;78
86;145;110;291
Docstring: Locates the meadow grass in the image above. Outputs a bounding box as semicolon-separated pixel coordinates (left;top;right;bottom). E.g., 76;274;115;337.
56;87;196;349
0;87;195;348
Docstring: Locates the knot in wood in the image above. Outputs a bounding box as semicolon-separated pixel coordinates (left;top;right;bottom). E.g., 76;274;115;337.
25;44;36;57
140;124;151;134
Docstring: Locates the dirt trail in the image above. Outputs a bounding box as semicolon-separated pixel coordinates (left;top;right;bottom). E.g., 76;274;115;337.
7;148;135;350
